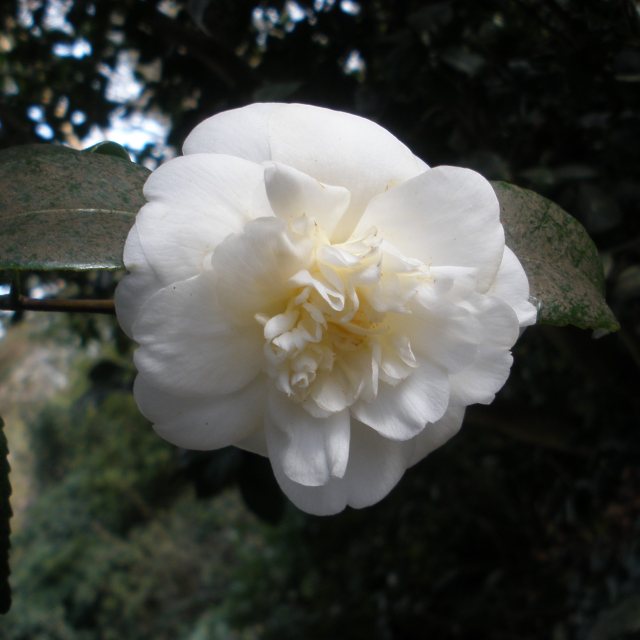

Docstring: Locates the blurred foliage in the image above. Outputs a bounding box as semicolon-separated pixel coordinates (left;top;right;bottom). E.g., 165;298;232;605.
2;346;266;640
0;417;10;614
1;321;639;640
0;0;639;638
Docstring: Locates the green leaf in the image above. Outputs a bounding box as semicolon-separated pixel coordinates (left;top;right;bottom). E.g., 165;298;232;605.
493;181;619;332
83;141;133;162
0;417;11;614
0;144;150;271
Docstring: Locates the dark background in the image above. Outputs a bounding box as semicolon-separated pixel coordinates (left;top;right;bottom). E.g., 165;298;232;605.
1;1;639;638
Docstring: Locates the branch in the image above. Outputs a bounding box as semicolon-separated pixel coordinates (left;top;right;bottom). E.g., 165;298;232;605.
0;295;115;315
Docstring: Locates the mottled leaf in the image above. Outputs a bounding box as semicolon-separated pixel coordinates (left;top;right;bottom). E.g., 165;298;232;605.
0;144;149;271
84;141;132;162
494;181;619;332
0;417;11;614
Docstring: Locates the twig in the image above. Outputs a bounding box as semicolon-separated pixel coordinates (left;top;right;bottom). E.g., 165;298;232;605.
0;294;115;314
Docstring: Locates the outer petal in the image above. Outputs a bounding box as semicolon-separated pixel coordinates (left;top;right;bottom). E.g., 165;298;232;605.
271;419;411;515
405;404;466;467
183;102;277;162
352;361;450;441
465;294;520;349
449;296;519;405
132;272;263;397
450;346;513;406
266;389;350;486
135;153;271;285
184;103;428;241
399;285;481;374
358;166;505;291
488;246;537;327
235;428;268;457
264;162;350;238
135;373;267;450
115;224;163;337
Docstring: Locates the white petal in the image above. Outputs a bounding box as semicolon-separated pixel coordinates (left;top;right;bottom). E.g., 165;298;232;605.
235;428;268;457
405;404;466;467
183;102;277;162
450;346;513;405
449;295;519;405
115;224;163;337
271;456;348;515
488;246;537;327
352;361;450;441
212;217;312;323
136;154;271;285
343;421;409;509
400;292;480;374
266;389;350;486
359;166;504;291
264;162;351;238
468;294;520;348
132;272;263;397
135;374;266;450
184;103;428;241
271;419;409;515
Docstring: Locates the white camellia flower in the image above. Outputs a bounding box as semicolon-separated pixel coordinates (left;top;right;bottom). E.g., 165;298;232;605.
116;103;536;516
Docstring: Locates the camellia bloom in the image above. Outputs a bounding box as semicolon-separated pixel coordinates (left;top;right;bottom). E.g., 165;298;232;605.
116;103;536;515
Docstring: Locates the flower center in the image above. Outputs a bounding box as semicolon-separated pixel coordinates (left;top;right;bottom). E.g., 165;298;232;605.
257;216;423;417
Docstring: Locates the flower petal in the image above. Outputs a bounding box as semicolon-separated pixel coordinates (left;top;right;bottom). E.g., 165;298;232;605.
352;361;450;441
358;166;504;291
235;428;268;457
135;373;267;450
266;389;350;487
115;224;163;338
184;103;428;241
132;272;263;397
212;216;311;323
271;419;409;515
399;287;481;374
450;346;513;406
135;153;271;285
183;102;277;162
264;161;350;238
468;294;520;348
449;295;519;405
488;246;537;327
405;404;466;467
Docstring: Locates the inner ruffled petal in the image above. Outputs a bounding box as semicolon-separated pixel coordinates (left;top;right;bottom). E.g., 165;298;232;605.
264;161;351;239
212;216;313;323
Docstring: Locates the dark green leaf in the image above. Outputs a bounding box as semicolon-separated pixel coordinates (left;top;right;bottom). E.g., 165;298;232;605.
493;181;619;332
0;145;149;271
83;141;133;162
0;416;11;614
